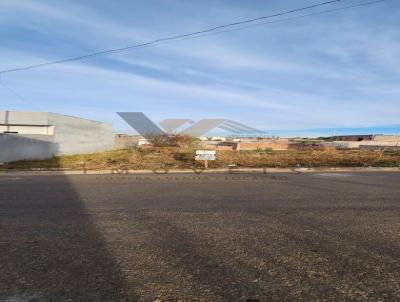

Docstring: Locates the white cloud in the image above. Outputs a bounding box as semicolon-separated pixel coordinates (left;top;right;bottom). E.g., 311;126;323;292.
0;0;399;132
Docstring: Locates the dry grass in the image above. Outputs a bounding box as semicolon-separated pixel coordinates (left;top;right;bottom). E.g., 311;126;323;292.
2;147;400;171
215;148;400;168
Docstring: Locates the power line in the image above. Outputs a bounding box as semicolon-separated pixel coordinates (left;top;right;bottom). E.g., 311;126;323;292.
0;77;42;111
175;0;386;42
0;0;341;75
0;0;386;75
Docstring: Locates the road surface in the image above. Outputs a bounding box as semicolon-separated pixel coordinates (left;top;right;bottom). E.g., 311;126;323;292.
0;172;399;301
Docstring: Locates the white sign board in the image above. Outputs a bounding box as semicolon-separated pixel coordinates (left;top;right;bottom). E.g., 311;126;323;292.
138;138;151;146
195;150;216;161
196;150;216;155
195;154;216;160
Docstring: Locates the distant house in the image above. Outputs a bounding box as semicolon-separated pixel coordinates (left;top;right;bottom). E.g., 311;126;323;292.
332;135;374;141
323;133;400;150
0;111;114;162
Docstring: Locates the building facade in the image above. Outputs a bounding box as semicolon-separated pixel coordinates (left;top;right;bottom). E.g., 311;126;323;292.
0;111;114;162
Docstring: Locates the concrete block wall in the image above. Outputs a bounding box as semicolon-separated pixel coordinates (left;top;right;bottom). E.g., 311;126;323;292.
0;111;49;125
237;141;289;151
48;113;114;155
0;134;58;162
216;145;235;151
324;141;400;149
0;111;115;162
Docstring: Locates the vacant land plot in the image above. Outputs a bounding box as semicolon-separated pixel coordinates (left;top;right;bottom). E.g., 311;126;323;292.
0;172;399;301
2;148;400;171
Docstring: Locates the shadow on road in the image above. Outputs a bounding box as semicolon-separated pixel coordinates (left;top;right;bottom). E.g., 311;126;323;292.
0;172;136;301
2;171;400;301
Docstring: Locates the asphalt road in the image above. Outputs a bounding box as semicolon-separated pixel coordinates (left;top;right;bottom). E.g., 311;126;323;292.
0;171;399;302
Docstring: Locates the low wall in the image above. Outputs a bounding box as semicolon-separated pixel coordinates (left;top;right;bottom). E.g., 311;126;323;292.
237;140;289;151
114;134;141;149
373;135;400;142
324;141;400;149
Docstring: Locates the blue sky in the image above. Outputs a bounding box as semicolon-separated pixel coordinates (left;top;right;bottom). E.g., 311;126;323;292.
0;0;399;135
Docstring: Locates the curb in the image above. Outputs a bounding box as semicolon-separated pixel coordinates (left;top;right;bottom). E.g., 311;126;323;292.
0;167;399;176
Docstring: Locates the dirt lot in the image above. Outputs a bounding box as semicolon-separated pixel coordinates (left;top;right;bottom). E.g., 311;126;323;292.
1;172;399;301
2;148;400;171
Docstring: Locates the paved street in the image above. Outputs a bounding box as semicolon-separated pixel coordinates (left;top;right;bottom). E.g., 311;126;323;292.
0;172;399;301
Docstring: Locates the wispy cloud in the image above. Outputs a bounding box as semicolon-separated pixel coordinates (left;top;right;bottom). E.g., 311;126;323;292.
0;0;399;133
